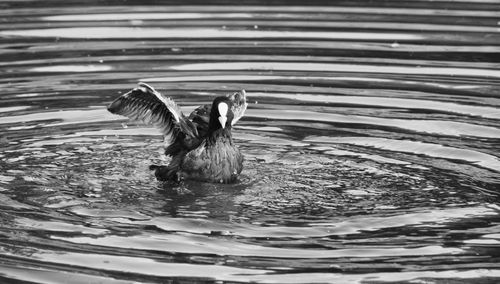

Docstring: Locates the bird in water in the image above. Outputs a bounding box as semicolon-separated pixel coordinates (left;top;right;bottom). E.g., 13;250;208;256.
107;83;247;183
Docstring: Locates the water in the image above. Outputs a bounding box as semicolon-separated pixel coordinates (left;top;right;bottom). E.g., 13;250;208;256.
1;1;500;283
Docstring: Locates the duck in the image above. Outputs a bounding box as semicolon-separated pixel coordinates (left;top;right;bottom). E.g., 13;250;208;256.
107;83;247;183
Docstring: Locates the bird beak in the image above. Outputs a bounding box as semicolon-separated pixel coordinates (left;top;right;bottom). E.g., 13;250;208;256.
217;102;229;129
218;116;227;129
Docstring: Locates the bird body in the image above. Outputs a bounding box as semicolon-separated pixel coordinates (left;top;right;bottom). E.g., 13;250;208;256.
107;83;247;183
180;129;243;183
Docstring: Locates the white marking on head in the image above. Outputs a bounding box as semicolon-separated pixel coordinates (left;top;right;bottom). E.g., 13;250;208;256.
218;102;228;117
218;102;228;128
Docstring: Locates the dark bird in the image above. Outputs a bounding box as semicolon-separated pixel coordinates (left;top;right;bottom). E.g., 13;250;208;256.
107;83;247;183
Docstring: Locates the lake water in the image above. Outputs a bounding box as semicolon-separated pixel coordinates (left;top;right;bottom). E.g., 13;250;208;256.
1;1;500;283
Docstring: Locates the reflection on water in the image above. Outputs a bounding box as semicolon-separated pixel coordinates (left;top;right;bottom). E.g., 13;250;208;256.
1;1;500;283
171;61;500;78
1;27;426;41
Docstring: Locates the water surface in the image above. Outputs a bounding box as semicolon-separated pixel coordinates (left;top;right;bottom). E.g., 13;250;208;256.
1;1;500;283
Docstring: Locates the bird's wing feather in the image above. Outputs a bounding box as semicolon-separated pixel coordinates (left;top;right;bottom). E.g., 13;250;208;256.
228;90;247;126
107;83;198;145
188;104;211;137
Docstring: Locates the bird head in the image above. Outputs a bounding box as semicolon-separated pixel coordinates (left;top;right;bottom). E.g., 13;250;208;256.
209;96;234;131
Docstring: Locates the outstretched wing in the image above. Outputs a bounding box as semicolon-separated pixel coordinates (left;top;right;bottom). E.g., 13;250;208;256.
188;90;247;137
228;89;247;126
107;83;198;148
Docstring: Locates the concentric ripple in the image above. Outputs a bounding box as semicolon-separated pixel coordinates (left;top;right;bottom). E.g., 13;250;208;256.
1;1;500;283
